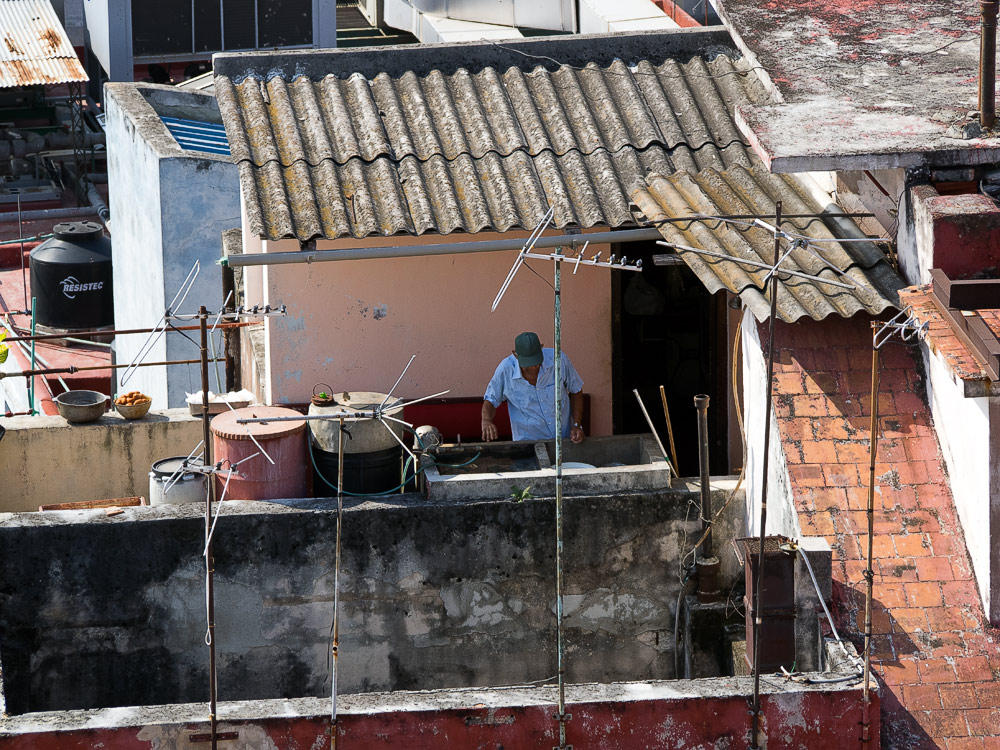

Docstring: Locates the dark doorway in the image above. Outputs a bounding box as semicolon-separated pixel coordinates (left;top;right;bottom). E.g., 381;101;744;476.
611;241;730;477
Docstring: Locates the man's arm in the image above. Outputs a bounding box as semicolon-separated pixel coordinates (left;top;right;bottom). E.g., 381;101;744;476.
481;400;499;442
569;391;584;444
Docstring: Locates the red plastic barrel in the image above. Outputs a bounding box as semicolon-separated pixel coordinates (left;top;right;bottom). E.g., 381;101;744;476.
210;406;309;501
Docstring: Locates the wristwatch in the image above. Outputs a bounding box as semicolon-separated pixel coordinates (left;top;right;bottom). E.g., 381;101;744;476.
572;421;583;430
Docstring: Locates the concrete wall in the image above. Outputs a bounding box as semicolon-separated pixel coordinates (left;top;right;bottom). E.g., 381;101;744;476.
105;83;240;408
0;409;203;513
0;679;877;750
0;486;743;714
260;234;615;436
742;309;798;539
921;344;1000;621
898;182;1000;286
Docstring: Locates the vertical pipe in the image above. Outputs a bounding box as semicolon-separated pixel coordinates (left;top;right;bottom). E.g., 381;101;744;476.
750;201;782;750
200;306;218;750
981;0;998;130
554;256;568;750
331;415;344;749
694;394;713;558
28;296;36;415
861;335;880;744
17;193;27;311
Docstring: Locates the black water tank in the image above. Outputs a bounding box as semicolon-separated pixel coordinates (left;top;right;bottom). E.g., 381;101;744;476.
29;221;113;330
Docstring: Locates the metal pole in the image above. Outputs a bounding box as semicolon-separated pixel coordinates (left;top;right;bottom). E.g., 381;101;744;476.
0;357;225;381
861;333;880;744
750;201;782;750
200;305;218;750
633;388;675;477
331;414;344;749
17;193;27;311
981;0;998;129
554;255;569;750
694;395;713;558
28;296;36;415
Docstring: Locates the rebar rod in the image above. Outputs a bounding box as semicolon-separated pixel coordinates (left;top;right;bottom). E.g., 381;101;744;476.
331;415;344;749
750;201;782;750
200;306;218;750
861;334;880;744
2;320;254;343
554;256;569;750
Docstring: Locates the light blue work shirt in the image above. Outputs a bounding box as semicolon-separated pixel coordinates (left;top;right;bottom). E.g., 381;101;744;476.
484;348;584;441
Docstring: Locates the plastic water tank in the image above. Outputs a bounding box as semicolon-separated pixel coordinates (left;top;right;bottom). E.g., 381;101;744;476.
309;391;405;496
211;406;309;500
29;221;113;330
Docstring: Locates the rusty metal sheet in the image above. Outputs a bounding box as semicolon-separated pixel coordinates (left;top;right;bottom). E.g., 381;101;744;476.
0;0;87;88
215;39;770;242
631;165;903;323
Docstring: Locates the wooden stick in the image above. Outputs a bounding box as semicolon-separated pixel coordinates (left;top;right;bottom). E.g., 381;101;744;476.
659;385;680;474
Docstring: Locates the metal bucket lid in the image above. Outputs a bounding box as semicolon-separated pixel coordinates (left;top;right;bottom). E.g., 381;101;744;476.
151;456;197;479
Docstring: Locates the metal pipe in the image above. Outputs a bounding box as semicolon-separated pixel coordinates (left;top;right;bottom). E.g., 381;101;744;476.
0;357;223;380
3;320;254;343
750;200;782;750
18;194;27;311
554;256;569;750
694;394;712;558
982;0;998;130
224;228;665;267
861;333;881;744
199;306;218;750
0;206;99;222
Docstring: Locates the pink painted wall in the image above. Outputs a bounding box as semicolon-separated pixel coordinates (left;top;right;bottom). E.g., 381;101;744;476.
260;233;614;436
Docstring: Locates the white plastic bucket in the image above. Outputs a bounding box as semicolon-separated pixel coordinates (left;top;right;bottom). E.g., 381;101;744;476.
149;456;206;506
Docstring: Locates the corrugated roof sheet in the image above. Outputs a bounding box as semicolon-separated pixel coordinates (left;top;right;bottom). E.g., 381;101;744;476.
630;165;903;322
0;0;87;88
215;40;772;241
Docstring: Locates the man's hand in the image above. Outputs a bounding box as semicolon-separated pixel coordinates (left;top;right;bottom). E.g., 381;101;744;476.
570;424;584;444
482;420;498;442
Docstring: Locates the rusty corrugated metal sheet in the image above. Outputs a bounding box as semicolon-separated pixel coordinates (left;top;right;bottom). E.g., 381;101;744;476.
0;0;87;88
631;165;903;323
215;46;772;241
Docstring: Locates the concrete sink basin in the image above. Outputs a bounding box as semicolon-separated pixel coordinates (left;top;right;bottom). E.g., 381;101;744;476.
422;433;671;501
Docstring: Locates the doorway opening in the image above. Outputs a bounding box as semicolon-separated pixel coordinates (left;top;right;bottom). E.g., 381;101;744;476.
611;241;734;477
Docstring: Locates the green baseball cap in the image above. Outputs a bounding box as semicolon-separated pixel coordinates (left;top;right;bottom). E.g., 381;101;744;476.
514;331;543;367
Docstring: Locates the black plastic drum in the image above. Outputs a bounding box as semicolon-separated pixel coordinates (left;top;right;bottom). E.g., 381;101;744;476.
312;445;404;496
29;221;112;330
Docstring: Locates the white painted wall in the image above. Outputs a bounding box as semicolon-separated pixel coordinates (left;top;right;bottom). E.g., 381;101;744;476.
921;343;998;620
741;308;798;539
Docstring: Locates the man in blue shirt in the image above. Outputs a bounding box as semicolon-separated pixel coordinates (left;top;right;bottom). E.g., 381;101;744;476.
481;331;585;443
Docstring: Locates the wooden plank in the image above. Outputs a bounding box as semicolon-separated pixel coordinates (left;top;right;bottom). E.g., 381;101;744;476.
39;496;147;512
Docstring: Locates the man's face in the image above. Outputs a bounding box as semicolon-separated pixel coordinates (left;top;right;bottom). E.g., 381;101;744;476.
513;350;541;385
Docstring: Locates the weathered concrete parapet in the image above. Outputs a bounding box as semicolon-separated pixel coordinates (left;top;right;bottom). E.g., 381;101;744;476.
906;183;1000;285
0;487;743;715
0;408;202;512
0;673;875;749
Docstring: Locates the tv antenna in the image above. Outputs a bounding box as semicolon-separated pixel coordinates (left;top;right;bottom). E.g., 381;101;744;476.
491;209;643;750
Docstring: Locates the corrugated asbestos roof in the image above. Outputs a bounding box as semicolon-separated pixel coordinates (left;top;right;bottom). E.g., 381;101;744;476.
215;35;772;241
630;165;903;322
0;0;87;88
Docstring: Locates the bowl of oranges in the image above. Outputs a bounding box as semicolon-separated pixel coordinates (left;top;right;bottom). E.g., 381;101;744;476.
115;390;152;419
